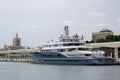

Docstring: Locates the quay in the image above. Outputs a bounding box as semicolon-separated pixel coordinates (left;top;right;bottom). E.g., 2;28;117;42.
0;41;120;63
90;41;120;62
0;48;37;62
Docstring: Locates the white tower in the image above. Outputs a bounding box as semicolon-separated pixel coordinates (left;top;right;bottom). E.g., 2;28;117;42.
64;26;69;38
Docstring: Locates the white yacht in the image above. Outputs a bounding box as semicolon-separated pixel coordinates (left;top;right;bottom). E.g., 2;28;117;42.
28;26;117;65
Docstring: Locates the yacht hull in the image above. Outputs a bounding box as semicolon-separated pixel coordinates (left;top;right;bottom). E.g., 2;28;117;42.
27;52;119;65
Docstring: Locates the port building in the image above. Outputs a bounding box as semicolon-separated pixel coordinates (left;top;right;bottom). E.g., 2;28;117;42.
92;29;114;42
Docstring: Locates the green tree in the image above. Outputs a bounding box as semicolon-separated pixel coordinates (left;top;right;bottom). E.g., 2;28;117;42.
86;34;120;43
105;35;115;42
96;35;120;43
96;38;106;43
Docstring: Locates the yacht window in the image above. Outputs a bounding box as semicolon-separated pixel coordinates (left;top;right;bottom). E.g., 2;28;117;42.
85;54;92;56
63;39;65;42
57;54;61;57
68;43;73;46
49;55;51;57
54;44;58;47
63;44;68;46
74;43;80;46
71;40;73;42
68;48;76;51
43;50;46;52
44;50;50;52
57;49;65;52
78;48;88;50
63;43;80;46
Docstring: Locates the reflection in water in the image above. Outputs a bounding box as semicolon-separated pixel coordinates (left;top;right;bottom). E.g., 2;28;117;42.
0;62;120;80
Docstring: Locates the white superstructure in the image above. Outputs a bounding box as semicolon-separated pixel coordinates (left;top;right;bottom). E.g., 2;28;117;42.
40;26;104;58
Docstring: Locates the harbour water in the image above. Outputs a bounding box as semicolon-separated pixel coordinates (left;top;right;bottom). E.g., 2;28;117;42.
0;62;120;80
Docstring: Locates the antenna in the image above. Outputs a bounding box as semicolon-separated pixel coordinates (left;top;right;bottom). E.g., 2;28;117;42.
16;32;18;38
81;34;85;40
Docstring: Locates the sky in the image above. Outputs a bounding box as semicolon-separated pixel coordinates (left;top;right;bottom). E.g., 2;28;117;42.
0;0;120;48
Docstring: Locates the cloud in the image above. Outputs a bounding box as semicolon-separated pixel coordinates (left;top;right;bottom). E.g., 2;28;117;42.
117;18;120;22
87;12;106;17
97;24;111;29
64;20;72;26
81;24;89;28
97;24;108;27
31;25;38;28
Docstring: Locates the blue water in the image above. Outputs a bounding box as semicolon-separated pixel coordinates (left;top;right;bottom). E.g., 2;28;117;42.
0;62;120;80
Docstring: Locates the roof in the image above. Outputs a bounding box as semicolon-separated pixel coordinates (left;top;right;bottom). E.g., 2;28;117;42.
90;41;120;48
100;29;113;32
